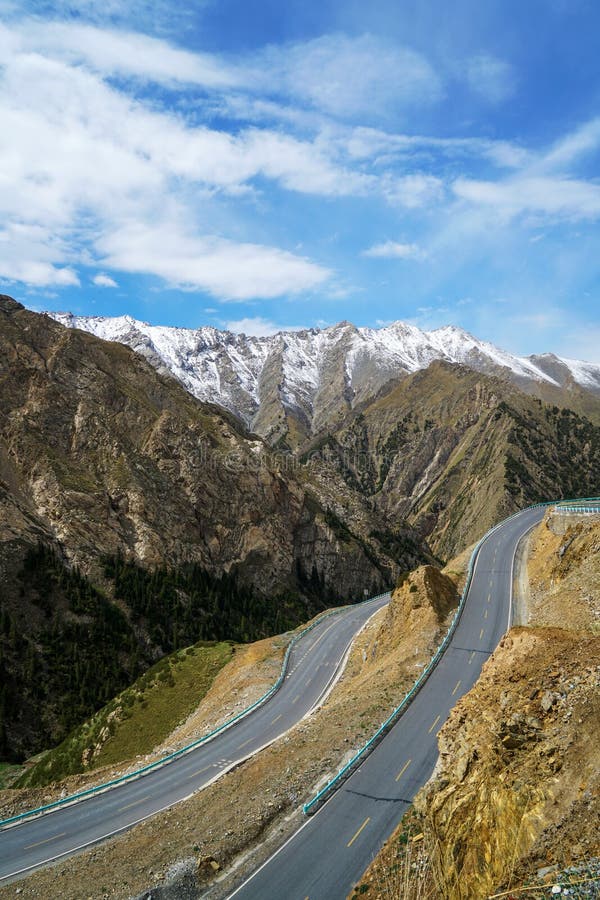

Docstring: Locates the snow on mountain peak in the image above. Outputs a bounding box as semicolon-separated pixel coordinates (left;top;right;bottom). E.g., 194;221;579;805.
46;311;600;434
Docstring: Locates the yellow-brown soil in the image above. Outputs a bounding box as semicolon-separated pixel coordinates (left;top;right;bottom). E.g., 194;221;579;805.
355;512;600;900
421;627;600;899
527;512;600;632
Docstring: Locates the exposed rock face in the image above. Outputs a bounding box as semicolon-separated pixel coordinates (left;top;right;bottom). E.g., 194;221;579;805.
0;296;428;595
376;565;458;658
0;296;433;760
308;362;600;558
417;628;600;899
526;512;600;631
49;310;600;452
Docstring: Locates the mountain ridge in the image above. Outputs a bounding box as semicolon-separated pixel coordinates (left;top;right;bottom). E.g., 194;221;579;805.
0;295;430;760
49;309;600;448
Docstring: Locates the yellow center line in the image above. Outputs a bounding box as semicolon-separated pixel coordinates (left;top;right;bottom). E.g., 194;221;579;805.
347;816;371;848
395;758;412;782
24;832;66;850
238;739;252;750
428;714;441;734
187;765;212;779
271;714;282;724
480;627;484;640
451;679;461;696
118;795;151;813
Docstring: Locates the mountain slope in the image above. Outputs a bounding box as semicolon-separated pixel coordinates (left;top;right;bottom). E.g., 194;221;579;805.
0;296;430;760
50;311;600;448
306;362;600;558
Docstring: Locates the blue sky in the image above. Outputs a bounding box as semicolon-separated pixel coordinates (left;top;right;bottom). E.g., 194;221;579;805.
1;0;599;361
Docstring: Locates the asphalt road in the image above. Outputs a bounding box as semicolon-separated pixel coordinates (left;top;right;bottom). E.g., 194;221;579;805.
228;504;546;900
0;593;390;884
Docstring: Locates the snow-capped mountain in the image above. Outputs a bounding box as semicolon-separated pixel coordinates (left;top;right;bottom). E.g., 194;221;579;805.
48;311;600;445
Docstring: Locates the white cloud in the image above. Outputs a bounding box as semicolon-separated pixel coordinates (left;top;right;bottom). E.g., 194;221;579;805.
2;12;597;318
239;129;374;197
0;24;339;294
342;126;529;170
225;316;295;337
97;222;331;299
453;175;600;221
10;22;442;125
6;0;199;34
0;222;80;286
363;241;424;260
251;33;443;120
540;117;600;171
93;272;118;287
385;173;445;208
15;20;239;88
466;54;515;103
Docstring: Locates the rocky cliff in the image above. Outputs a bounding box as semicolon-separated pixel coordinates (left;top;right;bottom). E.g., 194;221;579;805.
0;296;430;759
309;362;600;558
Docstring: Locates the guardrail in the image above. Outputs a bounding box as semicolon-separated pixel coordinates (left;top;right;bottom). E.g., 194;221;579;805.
0;590;390;829
4;494;599;828
303;494;600;815
552;505;600;515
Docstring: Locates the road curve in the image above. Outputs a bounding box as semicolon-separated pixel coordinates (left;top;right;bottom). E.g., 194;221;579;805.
0;593;390;884
227;504;546;900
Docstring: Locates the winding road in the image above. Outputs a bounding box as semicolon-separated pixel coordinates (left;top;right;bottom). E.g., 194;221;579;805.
227;504;546;900
0;593;389;884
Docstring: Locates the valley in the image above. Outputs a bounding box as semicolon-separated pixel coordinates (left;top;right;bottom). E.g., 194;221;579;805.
0;295;599;898
2;4;599;898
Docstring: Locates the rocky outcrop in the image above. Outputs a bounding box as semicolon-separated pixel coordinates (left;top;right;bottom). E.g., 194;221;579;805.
308;362;600;558
374;565;458;658
0;297;429;597
416;628;600;899
0;298;436;760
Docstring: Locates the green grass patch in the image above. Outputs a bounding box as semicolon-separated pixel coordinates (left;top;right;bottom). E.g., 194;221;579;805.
17;640;233;789
0;762;25;790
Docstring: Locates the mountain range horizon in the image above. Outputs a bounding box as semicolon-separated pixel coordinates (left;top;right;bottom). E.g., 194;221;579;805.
49;307;600;366
48;306;600;454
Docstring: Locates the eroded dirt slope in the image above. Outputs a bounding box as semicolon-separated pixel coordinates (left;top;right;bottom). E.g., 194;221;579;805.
355;511;600;900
